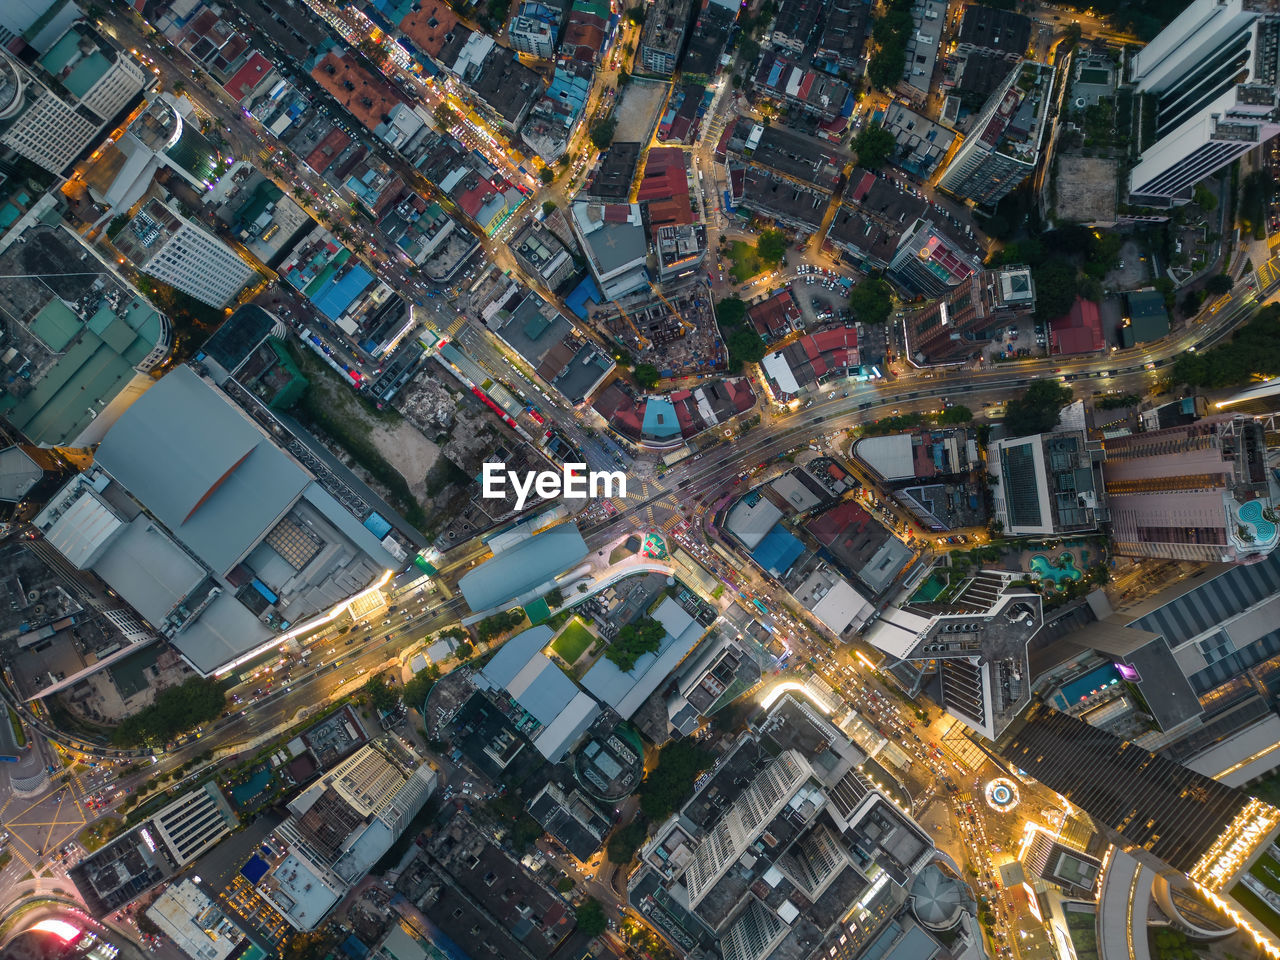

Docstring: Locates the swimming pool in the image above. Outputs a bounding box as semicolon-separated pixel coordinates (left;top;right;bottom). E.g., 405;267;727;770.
1029;551;1083;587
1060;663;1122;704
1238;501;1278;544
229;768;273;807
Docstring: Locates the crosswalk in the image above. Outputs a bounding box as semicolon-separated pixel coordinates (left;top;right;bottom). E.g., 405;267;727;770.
1258;256;1280;290
446;315;467;336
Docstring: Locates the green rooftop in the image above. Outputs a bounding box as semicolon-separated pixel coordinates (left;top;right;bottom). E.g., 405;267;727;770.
2;295;166;445
40;30;114;100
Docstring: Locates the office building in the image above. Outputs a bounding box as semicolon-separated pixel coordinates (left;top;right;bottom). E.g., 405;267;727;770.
0;0;82;54
954;5;1032;60
865;570;1043;739
684;750;813;906
886;217;983;298
568;201;649;300
937;61;1054;207
0;23;146;175
904;266;1035;364
996;700;1280;951
988;429;1104;537
0;220;172;447
149;781;238;866
1128;0;1280;205
113;198;256;308
475;624;601;762
632;695;960;960
259;737;436;930
509;14;558;57
639;0;693;75
1048;549;1280;777
1103;413;1278;562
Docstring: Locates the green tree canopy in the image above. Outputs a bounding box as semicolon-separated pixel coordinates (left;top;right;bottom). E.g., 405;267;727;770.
756;229;788;266
539;167;555;185
938;405;973;424
714;296;748;327
634;363;661;389
576;898;607;936
1004;380;1074;438
607;818;650;864
638;741;714;821
111;677;227;746
848;277;894;324
726;327;766;370
363;676;399;713
1171;303;1280;388
606;616;666;672
589;117;617;151
1205;273;1233;296
403;664;441;712
1032;259;1079;322
852;123;896;169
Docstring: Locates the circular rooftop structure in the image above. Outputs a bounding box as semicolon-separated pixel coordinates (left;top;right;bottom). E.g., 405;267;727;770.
985;777;1020;812
0;55;25;120
910;864;965;931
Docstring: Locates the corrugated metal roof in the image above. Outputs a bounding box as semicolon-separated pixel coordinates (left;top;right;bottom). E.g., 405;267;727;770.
94;366;308;574
459;523;588;611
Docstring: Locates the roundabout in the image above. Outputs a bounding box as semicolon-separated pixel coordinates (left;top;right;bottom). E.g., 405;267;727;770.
985;777;1020;813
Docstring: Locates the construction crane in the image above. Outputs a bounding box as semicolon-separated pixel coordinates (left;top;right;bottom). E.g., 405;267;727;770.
648;281;693;335
613;299;650;351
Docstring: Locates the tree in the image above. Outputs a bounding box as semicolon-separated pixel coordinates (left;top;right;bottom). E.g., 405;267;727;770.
726;327;766;370
1031;259;1079;322
848;277;894;325
756;229;787;266
284;931;331;960
589;117;617;151
1193;182;1218;211
607;818;650;864
363;676;399;713
617;69;630;86
539;167;556;185
625;5;645;24
135;913;161;937
455;641;474;660
542;200;557;216
1004;380;1074;438
403;664;441;711
576;898;608;937
1171;303;1280;388
1063;21;1083;47
852;123;896;169
434;104;459;129
714;296;748;327
606;616;666;671
111;677;227;746
1205;273;1233;296
938;405;973;424
634;363;661;389
545;587;565;607
638;741;714;821
477;608;526;641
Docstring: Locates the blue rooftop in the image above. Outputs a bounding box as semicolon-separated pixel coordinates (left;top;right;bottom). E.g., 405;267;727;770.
751;525;805;577
565;276;602;319
309;264;374;321
240;854;269;884
642;396;681;439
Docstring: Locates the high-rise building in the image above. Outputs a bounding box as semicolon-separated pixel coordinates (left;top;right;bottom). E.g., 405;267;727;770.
684;749;813;906
937;61;1055;207
1103;413;1277;562
113;198;255;308
904;265;1035;363
996;700;1280;952
864;570;1043;739
1128;0;1280;205
885;216;984;298
639;0;693;75
0;22;146;174
260;737;437;930
988;429;1105;537
0;0;81;55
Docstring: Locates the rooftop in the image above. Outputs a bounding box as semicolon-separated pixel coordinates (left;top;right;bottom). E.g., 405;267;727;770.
459;523;588;611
